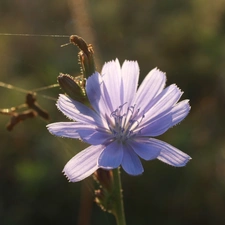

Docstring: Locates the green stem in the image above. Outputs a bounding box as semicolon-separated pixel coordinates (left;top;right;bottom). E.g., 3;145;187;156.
112;168;126;225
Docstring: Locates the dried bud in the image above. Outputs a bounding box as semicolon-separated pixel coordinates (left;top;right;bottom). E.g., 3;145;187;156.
26;93;49;120
6;110;37;131
70;35;96;79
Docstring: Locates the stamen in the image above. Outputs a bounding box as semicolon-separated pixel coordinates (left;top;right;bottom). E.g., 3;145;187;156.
106;103;144;142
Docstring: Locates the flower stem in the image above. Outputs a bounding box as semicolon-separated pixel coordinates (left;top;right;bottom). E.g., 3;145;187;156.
112;168;126;225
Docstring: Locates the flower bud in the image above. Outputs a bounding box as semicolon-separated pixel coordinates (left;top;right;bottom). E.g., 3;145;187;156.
94;169;113;191
93;169;116;213
58;73;87;102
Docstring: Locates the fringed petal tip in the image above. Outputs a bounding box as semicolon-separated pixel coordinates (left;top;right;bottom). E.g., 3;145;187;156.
182;99;191;111
56;94;66;105
158;152;192;167
62;170;72;182
123;59;138;64
171;99;191;127
46;122;80;139
182;155;192;166
46;124;58;136
61;145;103;182
102;58;120;71
151;67;165;74
171;155;192;167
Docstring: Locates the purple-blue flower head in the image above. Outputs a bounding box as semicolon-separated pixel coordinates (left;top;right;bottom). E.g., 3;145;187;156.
47;59;191;182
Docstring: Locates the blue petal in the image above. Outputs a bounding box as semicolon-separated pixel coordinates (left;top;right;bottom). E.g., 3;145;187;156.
57;94;102;125
171;100;190;126
98;141;123;169
138;98;190;137
147;138;191;166
121;60;139;106
63;144;104;182
135;68;166;112
101;59;122;111
86;72;113;119
121;145;144;175
140;84;182;123
47;122;81;139
128;138;161;160
86;72;104;113
139;112;173;136
77;128;112;145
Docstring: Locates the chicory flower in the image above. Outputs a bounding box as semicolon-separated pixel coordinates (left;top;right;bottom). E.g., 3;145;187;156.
47;59;191;182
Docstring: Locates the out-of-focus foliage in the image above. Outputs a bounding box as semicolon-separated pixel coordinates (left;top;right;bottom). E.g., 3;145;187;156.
0;0;225;225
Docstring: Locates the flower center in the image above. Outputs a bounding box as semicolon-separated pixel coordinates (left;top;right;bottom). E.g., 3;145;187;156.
106;104;144;143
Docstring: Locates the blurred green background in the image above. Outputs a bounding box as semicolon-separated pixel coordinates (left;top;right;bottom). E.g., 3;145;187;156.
0;0;225;224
